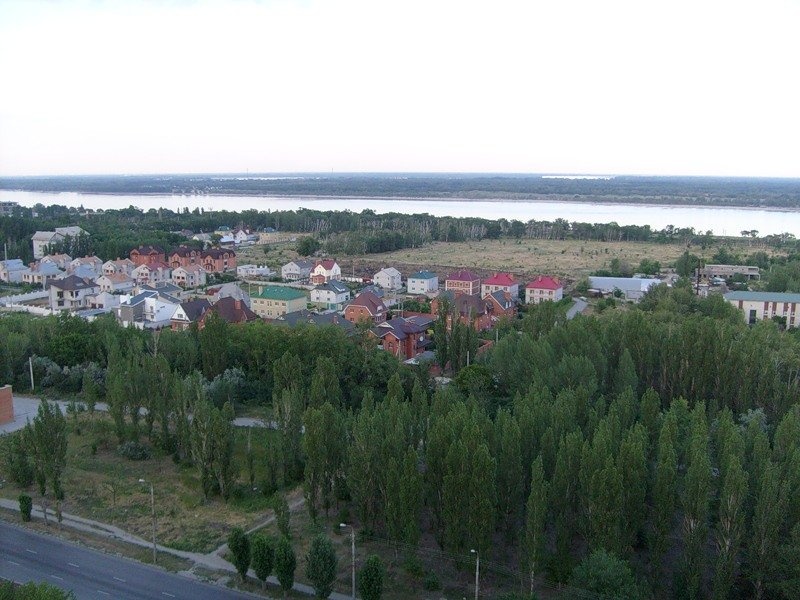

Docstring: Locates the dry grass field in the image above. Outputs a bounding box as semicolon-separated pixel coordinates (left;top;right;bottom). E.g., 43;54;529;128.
341;239;692;285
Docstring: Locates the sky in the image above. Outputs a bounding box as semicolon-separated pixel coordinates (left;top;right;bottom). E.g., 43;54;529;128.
1;0;799;177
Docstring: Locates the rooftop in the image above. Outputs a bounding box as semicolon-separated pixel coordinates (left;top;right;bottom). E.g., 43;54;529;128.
526;275;562;290
409;270;437;280
724;291;800;303
484;272;516;286
255;286;308;301
447;269;480;282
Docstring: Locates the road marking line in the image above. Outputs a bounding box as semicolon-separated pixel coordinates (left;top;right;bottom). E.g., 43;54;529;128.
97;591;111;597
6;560;20;566
25;549;37;554
113;577;126;583
68;563;80;568
50;575;64;581
162;593;176;598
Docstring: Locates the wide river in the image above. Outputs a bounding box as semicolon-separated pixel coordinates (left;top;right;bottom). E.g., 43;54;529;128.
2;190;798;236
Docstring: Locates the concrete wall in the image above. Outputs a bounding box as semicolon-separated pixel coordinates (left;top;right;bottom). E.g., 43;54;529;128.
0;385;13;425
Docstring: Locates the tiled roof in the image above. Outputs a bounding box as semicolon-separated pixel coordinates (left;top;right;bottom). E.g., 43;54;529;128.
272;309;355;332
49;275;98;291
315;259;337;270
202;248;236;259
315;280;349;294
208;296;259;323
131;245;165;255
347;291;386;315
526;275;562;290
484;272;516;286
178;299;212;321
170;246;200;257
447;269;479;282
438;290;486;316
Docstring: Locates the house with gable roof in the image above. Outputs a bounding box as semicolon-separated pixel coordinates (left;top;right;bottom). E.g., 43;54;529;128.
48;275;100;311
281;259;315;281
103;258;135;277
251;286;308;318
344;291;387;324
198;296;259;328
371;315;434;359
481;272;519;298
310;259;341;285
130;245;166;266
311;280;350;311
172;264;207;289
0;259;27;283
373;267;403;291
525;275;564;304
168;246;202;269
171;298;212;331
201;248;237;273
95;273;136;293
132;261;172;286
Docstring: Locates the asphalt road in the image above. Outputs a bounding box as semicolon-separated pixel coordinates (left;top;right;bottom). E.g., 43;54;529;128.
0;521;255;600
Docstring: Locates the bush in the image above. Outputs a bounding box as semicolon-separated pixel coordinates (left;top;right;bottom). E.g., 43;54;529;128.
19;494;32;522
422;571;441;591
228;527;251;581
306;535;337;598
116;441;151;461
358;554;385;600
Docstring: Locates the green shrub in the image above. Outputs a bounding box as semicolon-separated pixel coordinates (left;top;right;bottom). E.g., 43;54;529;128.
19;494;33;522
116;441;151;461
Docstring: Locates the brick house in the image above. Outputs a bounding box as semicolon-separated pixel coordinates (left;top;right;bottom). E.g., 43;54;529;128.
445;269;481;296
344;291;387;324
168;246;202;269
130;245;166;266
170;299;212;330
371;315;434;359
201;248;237;273
525;275;564;304
198;296;259;328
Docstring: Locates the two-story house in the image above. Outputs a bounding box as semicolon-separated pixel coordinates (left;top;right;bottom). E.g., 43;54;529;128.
103;258;136;277
22;261;64;286
201;248;237;273
310;259;341;285
525;276;563;304
172;264;207;288
130;245;166;266
132;262;172;286
344;291;387;324
281;259;315;281
481;272;519;298
445;269;481;296
198;296;259;328
0;259;27;283
95;273;136;293
68;256;104;278
168;246;202;269
407;271;438;295
311;280;350;311
170;299;212;331
49;275;100;311
373;267;403;291
251;286;308;319
371;315;434;359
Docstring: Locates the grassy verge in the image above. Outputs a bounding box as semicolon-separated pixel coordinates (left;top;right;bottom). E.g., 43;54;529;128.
0;413;295;555
0;505;192;573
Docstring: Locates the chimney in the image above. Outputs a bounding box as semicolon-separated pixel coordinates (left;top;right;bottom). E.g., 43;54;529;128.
332;314;338;324
235;299;242;310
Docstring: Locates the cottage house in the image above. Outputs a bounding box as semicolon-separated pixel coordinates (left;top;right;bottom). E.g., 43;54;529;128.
198;296;259;328
525;276;563;304
373;267;403;291
344;291;387;324
481;273;519;298
445;269;481;296
371;315;434;359
281;259;315;281
407;271;438;295
172;264;208;289
310;259;341;285
170;299;212;331
311;280;350;311
130;245;166;266
49;275;100;311
200;248;237;273
0;259;26;283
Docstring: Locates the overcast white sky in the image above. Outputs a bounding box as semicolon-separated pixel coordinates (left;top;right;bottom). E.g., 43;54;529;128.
1;0;799;177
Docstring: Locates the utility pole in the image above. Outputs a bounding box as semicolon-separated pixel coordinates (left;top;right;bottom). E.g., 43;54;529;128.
470;549;480;600
139;479;157;564
29;356;34;391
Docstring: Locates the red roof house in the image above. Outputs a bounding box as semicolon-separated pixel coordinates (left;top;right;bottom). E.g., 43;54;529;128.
481;272;519;298
344;291;387;324
444;269;481;296
525;276;563;304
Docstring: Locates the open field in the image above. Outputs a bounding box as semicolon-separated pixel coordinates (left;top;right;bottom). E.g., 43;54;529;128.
339;239;760;284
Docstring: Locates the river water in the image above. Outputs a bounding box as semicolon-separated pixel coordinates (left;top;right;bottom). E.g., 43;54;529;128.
2;190;798;236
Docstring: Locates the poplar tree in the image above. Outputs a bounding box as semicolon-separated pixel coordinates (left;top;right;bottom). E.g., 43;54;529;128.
274;536;297;598
551;430;583;573
649;427;677;577
251;534;275;588
306;535;337;599
524;456;549;593
385;447;422;549
748;462;785;600
303;402;346;520
712;454;747;600
680;427;712;599
493;409;523;539
308;356;341;408
618;424;647;552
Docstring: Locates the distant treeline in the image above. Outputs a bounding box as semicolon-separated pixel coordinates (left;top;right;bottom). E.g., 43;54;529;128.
3;173;800;208
2;201;799;266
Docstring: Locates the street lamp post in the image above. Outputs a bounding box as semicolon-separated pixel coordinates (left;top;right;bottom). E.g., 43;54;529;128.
470;548;480;600
340;523;355;600
139;479;156;564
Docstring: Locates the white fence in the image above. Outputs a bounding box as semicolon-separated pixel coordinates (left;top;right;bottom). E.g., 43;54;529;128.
0;290;49;305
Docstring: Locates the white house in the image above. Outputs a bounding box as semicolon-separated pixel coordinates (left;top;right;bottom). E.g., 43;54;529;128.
68;256;103;277
281;259;315;281
31;232;63;259
0;259;27;283
310;259;341;284
132;262;172;286
407;271;439;295
373;267;403;291
22;262;64;286
95;273;136;293
172;264;207;288
481;273;519;299
237;264;274;278
40;254;73;270
588;276;661;302
311;280;351;311
49;275;100;311
103;258;136;277
525;276;564;304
